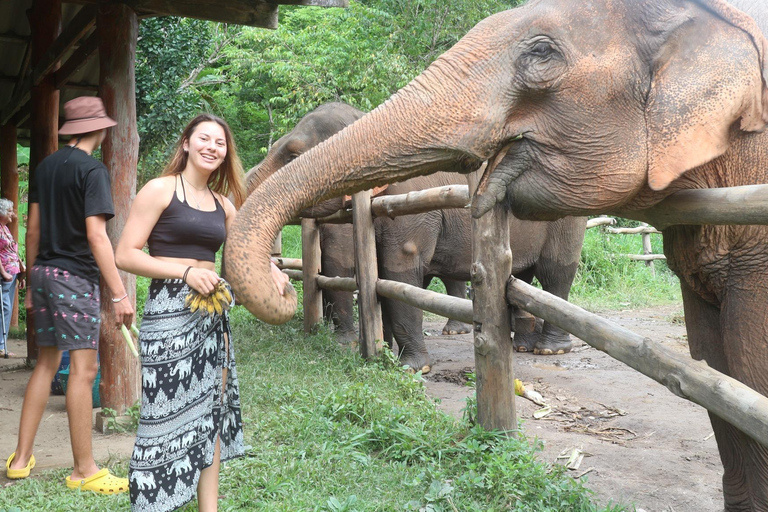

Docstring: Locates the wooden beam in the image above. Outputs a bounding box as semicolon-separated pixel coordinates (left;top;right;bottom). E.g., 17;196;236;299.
472;201;517;434
54;31;98;88
371;185;469;218
60;82;98;91
376;280;473;324
317;275;357;292
27;0;62;362
122;0;280;28
0;123;20;329
352;190;383;359
273;257;303;270
32;5;97;87
0;34;29;44
619;184;768;229
301;218;323;333
507;277;768;449
97;2;140;414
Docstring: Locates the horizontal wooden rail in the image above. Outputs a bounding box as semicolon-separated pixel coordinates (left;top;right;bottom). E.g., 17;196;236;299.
371;185;470;218
506;278;768;448
274;257;303;270
620;184;768;229
376;279;473;324
586;216;617;229
626;254;666;261
283;269;303;281
607;226;662;235
317;275;357;292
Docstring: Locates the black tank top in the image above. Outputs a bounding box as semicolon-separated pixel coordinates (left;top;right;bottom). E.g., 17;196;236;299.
147;175;227;262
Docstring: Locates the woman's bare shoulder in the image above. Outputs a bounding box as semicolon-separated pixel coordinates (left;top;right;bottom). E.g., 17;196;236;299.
137;175;176;205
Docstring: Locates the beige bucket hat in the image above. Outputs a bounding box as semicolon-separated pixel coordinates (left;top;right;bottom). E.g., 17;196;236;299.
58;96;117;135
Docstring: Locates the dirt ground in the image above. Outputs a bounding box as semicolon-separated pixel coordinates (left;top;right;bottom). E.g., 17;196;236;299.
422;305;723;512
1;306;724;511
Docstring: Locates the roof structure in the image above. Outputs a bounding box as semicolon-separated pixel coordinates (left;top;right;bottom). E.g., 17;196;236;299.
0;0;348;144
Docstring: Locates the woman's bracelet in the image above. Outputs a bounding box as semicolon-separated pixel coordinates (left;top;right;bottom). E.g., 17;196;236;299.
182;266;193;283
111;293;129;303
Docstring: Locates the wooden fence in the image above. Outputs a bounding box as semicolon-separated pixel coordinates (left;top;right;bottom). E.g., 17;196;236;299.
276;181;768;446
587;216;665;275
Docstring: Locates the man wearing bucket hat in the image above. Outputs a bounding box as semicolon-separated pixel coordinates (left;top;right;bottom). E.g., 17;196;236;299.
5;96;134;494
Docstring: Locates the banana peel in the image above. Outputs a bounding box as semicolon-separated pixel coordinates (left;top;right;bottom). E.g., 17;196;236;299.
514;378;547;406
185;279;234;318
121;323;141;357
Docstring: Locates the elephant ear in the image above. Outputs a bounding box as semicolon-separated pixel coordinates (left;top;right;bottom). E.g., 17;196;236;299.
645;0;768;191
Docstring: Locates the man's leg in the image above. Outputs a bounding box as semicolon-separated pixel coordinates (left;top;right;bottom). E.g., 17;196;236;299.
66;347;100;480
9;345;62;470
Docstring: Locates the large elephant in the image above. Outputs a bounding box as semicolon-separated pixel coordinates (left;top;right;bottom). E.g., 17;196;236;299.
226;0;768;508
247;103;586;372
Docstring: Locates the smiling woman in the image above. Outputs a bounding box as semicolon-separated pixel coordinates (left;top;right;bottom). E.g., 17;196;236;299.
115;113;287;512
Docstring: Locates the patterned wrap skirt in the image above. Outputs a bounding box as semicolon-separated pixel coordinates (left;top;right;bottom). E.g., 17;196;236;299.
129;279;245;512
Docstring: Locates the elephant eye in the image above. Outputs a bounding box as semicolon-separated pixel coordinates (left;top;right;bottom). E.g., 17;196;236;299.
528;41;556;59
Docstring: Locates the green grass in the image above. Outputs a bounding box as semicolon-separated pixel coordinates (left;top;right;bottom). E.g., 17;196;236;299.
0;309;625;511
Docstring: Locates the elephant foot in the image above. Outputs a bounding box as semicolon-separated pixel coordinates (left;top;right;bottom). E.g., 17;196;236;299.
514;332;572;355
335;329;358;346
399;353;431;375
442;319;472;336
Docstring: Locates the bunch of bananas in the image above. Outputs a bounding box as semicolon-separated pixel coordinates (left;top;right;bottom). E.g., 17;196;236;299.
185;279;234;317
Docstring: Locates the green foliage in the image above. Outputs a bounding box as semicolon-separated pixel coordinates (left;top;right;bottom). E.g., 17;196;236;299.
101;401;141;433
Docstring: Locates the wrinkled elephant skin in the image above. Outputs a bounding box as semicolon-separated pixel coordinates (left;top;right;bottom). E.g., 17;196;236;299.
226;1;768;508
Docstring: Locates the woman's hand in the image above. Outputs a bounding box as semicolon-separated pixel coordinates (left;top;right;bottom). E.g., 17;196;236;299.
1;270;12;282
17;275;25;290
185;267;221;296
270;260;290;296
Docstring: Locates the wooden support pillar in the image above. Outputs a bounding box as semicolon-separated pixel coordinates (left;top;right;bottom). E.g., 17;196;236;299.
27;0;61;364
352;190;383;359
97;3;139;415
1;123;20;329
471;200;516;433
301;218;322;333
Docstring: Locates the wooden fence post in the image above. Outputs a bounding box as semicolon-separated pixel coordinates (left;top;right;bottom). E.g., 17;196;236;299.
641;222;654;276
301;218;322;333
471;199;516;433
352;190;383;358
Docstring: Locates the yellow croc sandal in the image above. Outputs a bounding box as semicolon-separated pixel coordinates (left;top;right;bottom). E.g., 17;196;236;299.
65;468;129;495
6;452;35;479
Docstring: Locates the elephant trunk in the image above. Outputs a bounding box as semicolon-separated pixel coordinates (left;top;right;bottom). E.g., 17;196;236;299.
224;11;519;323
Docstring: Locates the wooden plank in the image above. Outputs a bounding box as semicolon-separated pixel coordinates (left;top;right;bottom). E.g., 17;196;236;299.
301;218;322;333
32;5;97;87
352;190;383;358
54;31;98;88
26;0;62;363
0;123;20;328
472;202;516;433
97;3;140;413
317;275;357;292
507;278;768;448
376;279;472;324
619;184;768;229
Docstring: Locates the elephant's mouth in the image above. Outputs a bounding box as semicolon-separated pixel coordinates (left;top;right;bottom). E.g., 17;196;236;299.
472;135;525;218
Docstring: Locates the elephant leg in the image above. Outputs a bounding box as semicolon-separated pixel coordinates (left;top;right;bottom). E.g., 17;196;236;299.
384;296;431;374
527;256;578;355
323;289;357;345
698;270;768;511
510;268;543;353
441;279;472;335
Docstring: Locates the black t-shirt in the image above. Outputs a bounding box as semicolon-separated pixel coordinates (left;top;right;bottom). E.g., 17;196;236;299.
29;146;114;283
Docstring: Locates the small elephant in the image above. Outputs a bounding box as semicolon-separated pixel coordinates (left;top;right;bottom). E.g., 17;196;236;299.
227;0;768;508
245;103;586;373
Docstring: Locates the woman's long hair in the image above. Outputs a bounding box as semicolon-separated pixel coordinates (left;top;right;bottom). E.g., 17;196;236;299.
161;114;246;208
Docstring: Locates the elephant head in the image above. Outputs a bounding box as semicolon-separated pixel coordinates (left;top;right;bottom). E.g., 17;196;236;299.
244;102;365;218
225;0;768;324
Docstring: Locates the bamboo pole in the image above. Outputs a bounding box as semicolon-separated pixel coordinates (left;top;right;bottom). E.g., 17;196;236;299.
376;279;473;324
618;184;768;229
301;218;322;333
472;202;516;433
370;185;469;218
352;190;383;358
507;278;768;448
317;275;357;292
